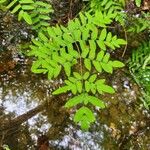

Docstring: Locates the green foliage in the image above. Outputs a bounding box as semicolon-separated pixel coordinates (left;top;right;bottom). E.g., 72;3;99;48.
28;11;126;130
2;145;11;150
0;0;127;130
90;0;125;12
73;106;96;130
0;0;7;4
1;0;53;30
65;93;105;108
129;41;150;109
128;12;150;33
28;11;126;83
135;0;142;7
64;93;105;130
52;72;115;95
87;0;126;25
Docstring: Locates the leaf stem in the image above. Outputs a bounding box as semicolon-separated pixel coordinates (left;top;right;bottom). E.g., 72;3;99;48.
122;27;128;57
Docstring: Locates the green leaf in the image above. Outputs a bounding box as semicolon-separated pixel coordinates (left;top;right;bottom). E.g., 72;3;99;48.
39;15;50;20
101;62;113;73
105;1;113;9
74;107;85;122
0;0;7;4
73;29;81;41
65;95;83;108
74;18;81;29
116;39;127;45
84;58;91;71
96;79;106;84
135;0;141;7
82;28;89;40
90;83;96;94
37;8;52;13
53;65;62;78
47;27;56;38
97;40;106;50
93;60;102;72
60;25;68;32
111;60;125;68
52;86;69;95
104;41;115;50
85;81;91;92
87;95;105;108
53;25;62;35
32;39;42;46
70;84;78;95
18;10;24;21
97;51;105;61
21;5;35;10
73;72;82;80
83;72;90;80
101;0;109;6
11;4;21;13
91;26;98;40
63;33;73;43
19;0;34;4
84;107;96;122
103;53;110;63
80;41;89;58
7;0;17;9
64;62;71;77
89;74;97;83
68;20;76;30
38;32;48;42
74;106;95;123
81;119;90;131
35;1;51;7
106;32;112;42
2;145;11;150
49;60;58;67
76;81;82;93
22;12;32;24
68;77;76;83
89;40;96;60
100;28;107;40
79;13;87;25
65;80;72;86
99;84;115;94
31;60;49;74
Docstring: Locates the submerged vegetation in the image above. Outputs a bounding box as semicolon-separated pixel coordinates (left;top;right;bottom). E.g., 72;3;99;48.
0;0;149;135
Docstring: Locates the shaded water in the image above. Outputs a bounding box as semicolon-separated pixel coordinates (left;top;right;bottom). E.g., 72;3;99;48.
0;4;150;150
1;50;150;150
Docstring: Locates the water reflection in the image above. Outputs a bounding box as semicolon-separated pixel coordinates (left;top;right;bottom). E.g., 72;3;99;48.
0;50;150;149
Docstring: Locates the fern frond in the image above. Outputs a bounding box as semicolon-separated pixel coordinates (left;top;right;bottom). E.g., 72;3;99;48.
74;106;95;130
28;8;126;130
129;41;150;108
3;0;53;30
128;12;150;33
88;0;126;25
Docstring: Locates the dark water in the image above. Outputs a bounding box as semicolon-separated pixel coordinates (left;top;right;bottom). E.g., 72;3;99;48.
0;3;150;150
